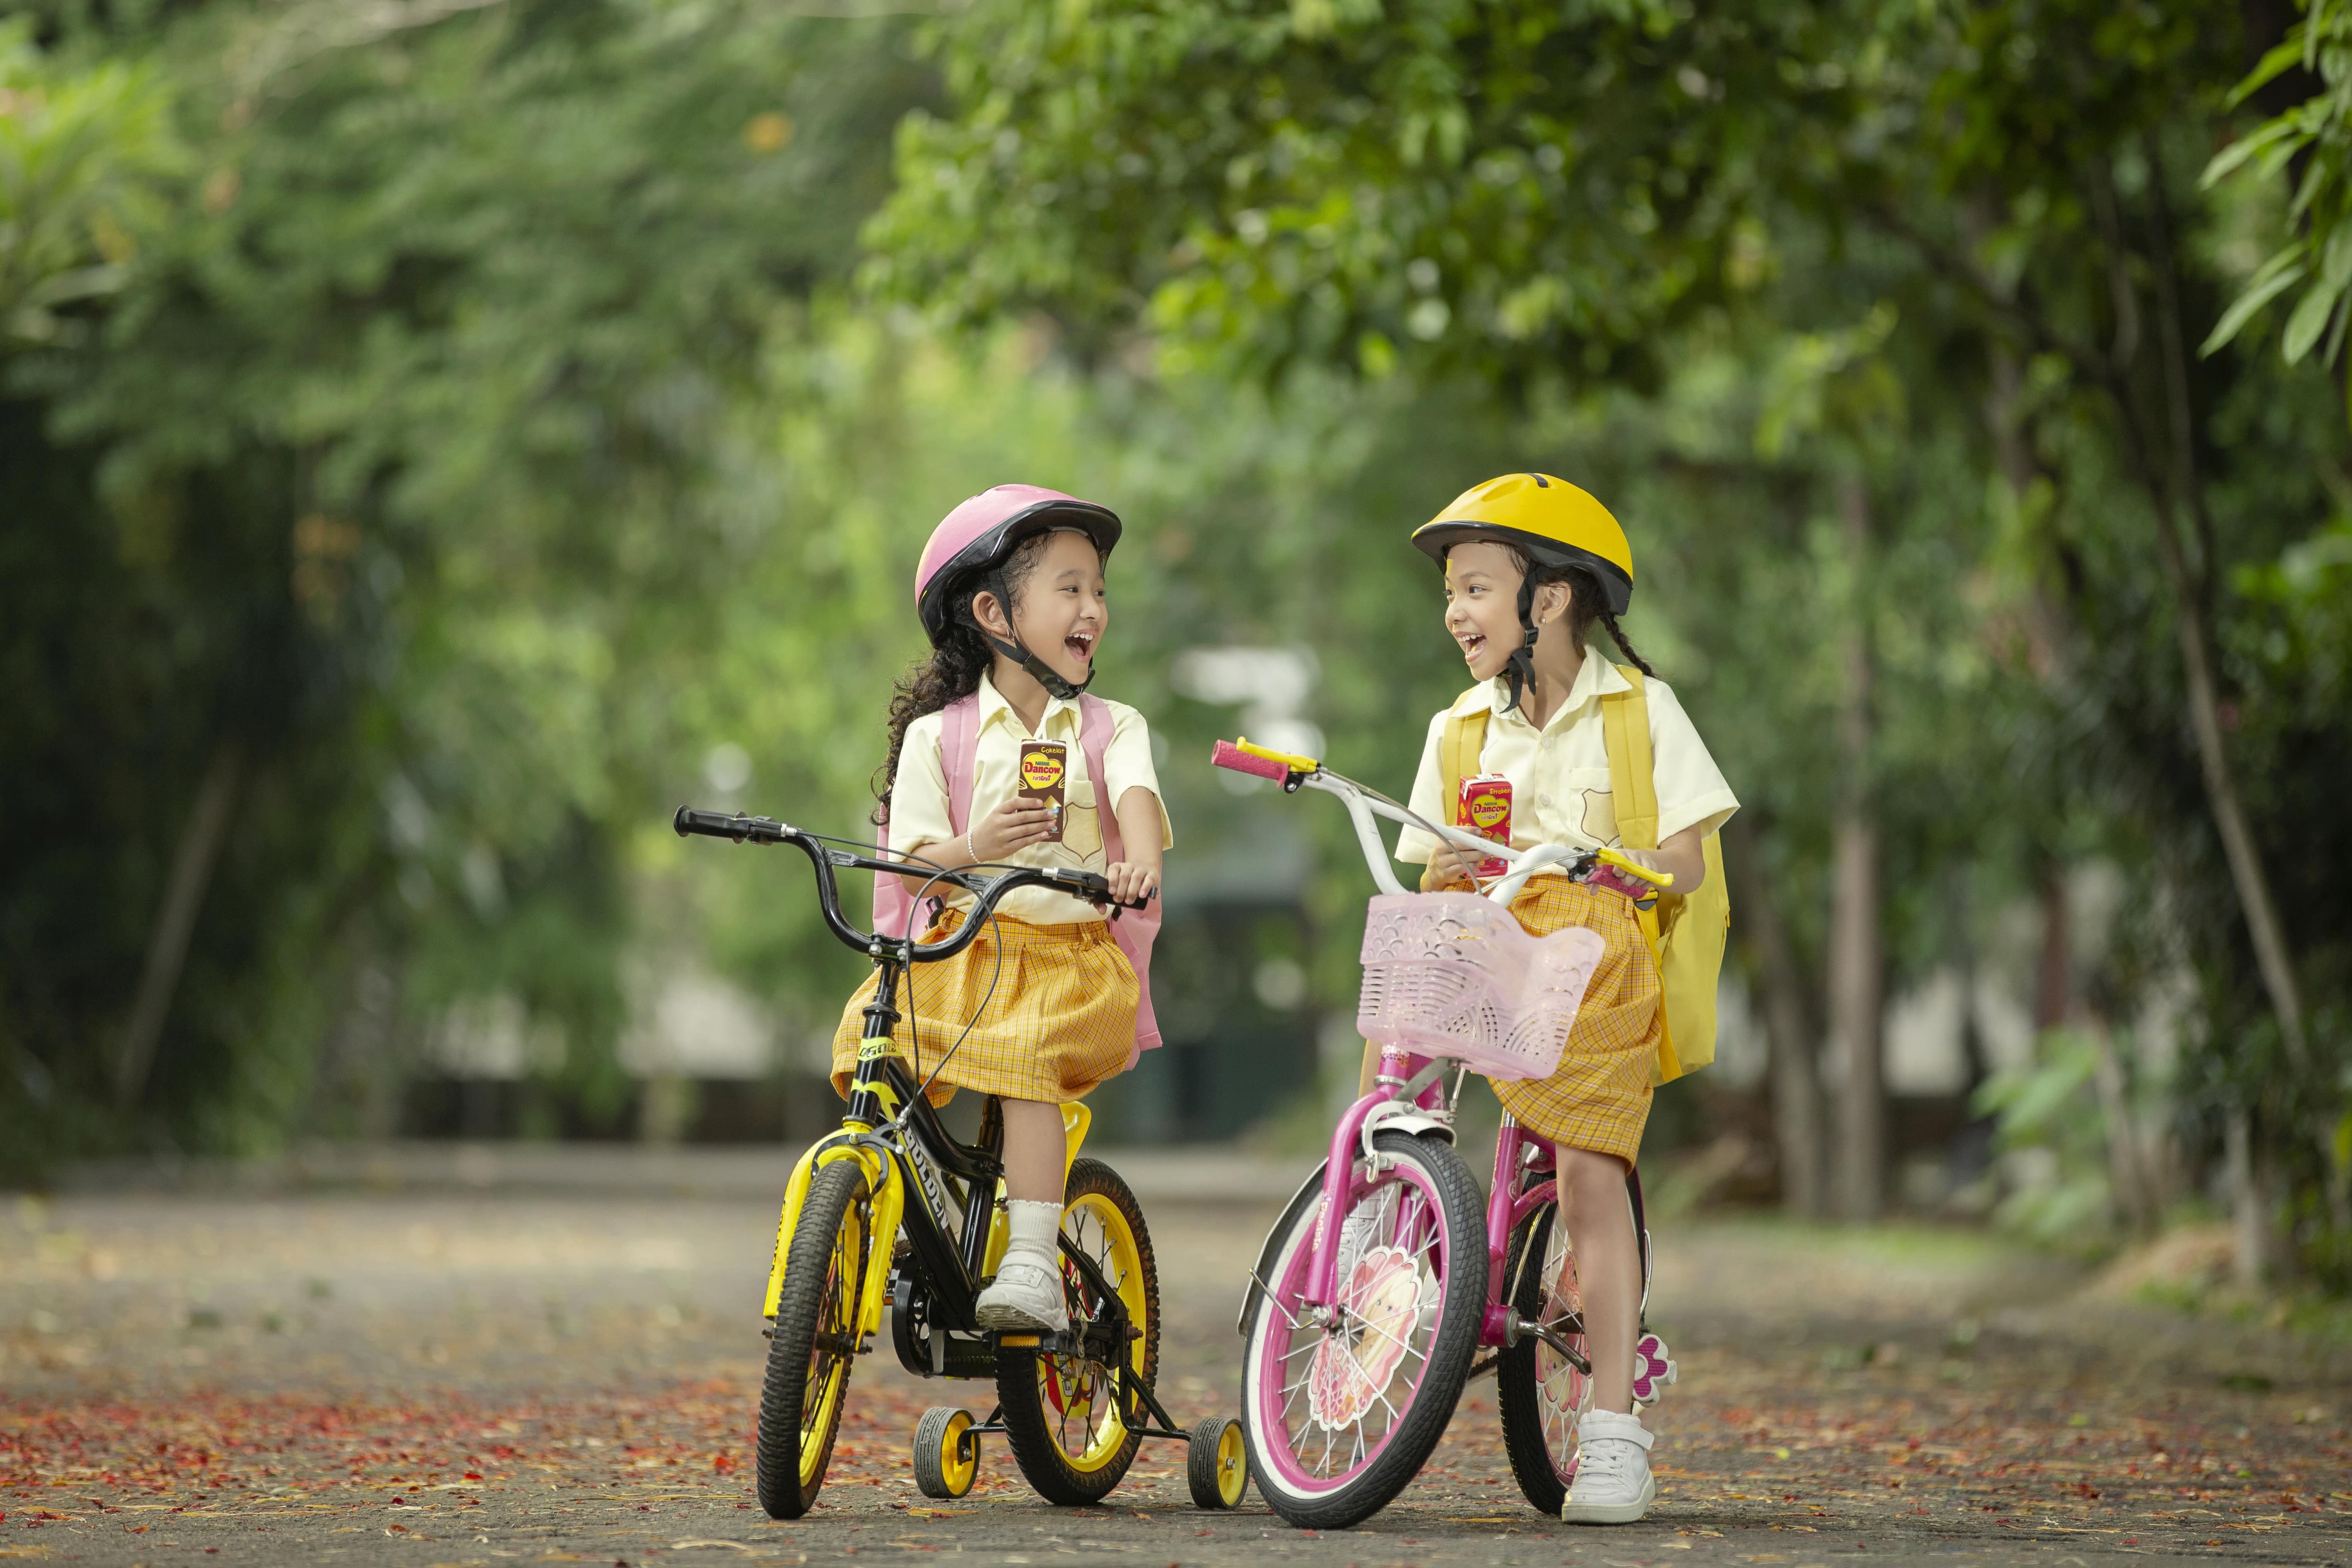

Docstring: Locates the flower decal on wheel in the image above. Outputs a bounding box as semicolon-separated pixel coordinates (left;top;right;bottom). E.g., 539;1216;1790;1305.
1630;1331;1677;1407
1307;1245;1422;1429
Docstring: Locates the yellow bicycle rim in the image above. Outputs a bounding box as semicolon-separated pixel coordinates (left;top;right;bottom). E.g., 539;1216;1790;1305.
1041;1191;1149;1473
798;1189;867;1488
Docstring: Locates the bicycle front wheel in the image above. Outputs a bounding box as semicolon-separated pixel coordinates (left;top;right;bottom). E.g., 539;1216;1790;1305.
756;1158;871;1519
1240;1129;1487;1529
1495;1200;1588;1514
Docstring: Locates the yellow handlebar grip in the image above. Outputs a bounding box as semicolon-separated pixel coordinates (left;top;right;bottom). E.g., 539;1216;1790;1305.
1597;847;1674;890
1236;736;1321;773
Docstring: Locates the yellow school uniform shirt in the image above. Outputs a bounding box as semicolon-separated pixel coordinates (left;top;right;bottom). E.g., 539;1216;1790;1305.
1392;655;1738;869
890;670;1173;926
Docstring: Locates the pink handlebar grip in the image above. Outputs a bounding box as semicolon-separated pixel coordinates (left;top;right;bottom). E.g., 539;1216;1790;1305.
1211;740;1291;782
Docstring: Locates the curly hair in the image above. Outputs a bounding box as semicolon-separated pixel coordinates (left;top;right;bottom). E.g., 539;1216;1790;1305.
872;530;1081;824
1501;546;1658;680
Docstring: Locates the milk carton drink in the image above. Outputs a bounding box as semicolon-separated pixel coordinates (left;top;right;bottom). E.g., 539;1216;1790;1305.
1019;740;1068;843
1456;773;1513;880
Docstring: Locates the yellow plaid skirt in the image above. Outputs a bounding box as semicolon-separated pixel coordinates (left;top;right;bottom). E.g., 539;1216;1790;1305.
1488;879;1662;1163
829;910;1138;1106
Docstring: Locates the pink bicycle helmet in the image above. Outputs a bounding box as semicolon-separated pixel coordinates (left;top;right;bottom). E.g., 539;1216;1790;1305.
914;484;1122;698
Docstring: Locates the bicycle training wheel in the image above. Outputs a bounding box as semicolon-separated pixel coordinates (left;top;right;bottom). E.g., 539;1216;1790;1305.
1495;1200;1590;1513
994;1157;1160;1504
1239;1129;1487;1529
756;1158;871;1518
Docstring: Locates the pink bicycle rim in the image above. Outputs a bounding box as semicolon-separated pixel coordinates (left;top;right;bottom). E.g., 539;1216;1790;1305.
1250;1155;1456;1496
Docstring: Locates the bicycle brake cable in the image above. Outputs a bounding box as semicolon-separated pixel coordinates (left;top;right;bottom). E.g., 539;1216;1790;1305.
1336;772;1489;887
911;903;1006;1109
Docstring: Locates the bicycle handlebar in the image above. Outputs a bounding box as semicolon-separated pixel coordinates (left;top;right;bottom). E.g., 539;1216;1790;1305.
1208;737;1676;904
1209;739;1294;784
672;806;1152;961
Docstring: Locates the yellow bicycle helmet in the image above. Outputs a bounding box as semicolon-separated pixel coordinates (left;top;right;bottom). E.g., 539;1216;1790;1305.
1412;473;1634;708
1410;472;1633;612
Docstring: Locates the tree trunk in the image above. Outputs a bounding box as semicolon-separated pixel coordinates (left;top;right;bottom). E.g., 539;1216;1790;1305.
2033;868;2072;1032
2106;149;2319;1278
116;742;244;1106
2130;144;2307;1067
2225;1107;2266;1288
1829;473;1885;1223
2087;1025;2159;1237
1725;816;1826;1217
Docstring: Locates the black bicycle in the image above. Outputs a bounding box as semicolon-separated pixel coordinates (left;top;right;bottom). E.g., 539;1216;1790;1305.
673;807;1248;1518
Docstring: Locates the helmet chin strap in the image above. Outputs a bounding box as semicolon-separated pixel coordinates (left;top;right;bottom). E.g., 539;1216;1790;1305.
1503;573;1540;715
970;571;1094;702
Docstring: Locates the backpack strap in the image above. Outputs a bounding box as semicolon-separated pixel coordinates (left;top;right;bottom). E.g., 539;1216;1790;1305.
1597;665;1687;1080
1599;664;1659;852
1438;705;1489;814
941;693;981;837
1076;695;1120;865
1431;692;1491;891
1077;694;1161;1058
873;694;982;941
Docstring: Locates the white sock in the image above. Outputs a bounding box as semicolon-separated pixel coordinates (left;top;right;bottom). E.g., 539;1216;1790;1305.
1004;1198;1063;1264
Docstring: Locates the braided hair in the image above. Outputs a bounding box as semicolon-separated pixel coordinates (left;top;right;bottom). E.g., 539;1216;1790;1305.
871;530;1073;824
1503;546;1658;679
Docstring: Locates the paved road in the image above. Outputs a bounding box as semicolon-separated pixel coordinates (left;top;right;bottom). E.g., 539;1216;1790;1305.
4;1161;2349;1566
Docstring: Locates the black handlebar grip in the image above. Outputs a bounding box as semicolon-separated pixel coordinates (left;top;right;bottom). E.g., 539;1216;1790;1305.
1049;867;1155;911
675;806;786;843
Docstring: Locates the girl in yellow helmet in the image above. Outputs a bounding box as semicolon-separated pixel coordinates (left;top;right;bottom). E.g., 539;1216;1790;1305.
1393;473;1739;1525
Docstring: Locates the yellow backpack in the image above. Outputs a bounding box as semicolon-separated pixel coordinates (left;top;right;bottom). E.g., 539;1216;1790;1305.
1438;667;1730;1085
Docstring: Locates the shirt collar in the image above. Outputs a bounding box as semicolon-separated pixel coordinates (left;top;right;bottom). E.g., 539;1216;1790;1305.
1465;654;1631;730
976;669;1079;735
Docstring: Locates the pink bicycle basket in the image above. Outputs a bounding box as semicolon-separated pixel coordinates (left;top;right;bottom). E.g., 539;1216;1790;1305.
1355;892;1607;1081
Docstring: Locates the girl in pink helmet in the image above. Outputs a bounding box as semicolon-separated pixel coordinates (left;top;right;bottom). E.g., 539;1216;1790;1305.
827;485;1169;1334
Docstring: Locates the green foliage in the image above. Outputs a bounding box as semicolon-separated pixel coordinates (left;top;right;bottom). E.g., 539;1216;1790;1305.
873;0;1853;389
0;18;179;347
1972;1028;2124;1247
879;0;2352;1269
7;0;2352;1278
0;1;936;1171
2202;0;2352;398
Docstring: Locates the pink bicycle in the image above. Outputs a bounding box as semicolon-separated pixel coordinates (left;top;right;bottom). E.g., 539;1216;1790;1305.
1210;738;1677;1528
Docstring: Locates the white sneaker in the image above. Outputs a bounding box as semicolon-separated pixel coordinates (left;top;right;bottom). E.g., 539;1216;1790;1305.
975;1253;1069;1335
1561;1408;1655;1524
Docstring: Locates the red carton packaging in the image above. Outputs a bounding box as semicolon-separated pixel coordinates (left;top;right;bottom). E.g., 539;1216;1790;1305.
1455;773;1513;880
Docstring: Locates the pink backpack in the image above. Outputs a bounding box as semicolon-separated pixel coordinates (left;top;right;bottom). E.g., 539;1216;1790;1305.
872;693;1162;1063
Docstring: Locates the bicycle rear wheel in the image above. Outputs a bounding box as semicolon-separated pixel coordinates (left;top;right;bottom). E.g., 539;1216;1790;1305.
1239;1130;1486;1529
1495;1200;1588;1514
756;1158;871;1519
994;1157;1160;1505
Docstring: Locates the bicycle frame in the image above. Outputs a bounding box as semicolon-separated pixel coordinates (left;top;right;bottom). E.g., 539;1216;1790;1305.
672;806;1186;1435
1211;741;1661;1362
673;810;1109;1341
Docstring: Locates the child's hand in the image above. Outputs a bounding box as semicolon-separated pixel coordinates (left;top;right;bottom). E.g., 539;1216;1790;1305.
1101;860;1159;908
1422;863;1476;893
969;796;1058;862
1420;845;1481;893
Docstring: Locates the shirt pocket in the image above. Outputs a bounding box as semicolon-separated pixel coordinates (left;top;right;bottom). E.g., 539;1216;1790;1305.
1553;767;1619;848
1061;779;1104;860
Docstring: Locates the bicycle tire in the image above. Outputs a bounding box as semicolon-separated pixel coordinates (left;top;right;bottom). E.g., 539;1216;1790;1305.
993;1157;1160;1504
1495;1200;1588;1514
1240;1129;1487;1529
756;1158;870;1519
